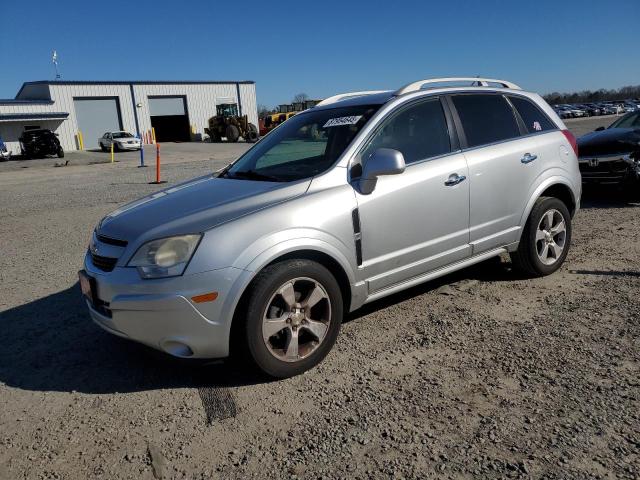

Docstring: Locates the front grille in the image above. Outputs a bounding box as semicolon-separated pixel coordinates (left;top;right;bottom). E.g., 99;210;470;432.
91;252;118;272
580;160;631;177
96;233;128;247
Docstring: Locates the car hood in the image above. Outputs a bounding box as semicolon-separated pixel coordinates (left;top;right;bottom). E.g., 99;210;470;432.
578;128;640;157
98;175;310;241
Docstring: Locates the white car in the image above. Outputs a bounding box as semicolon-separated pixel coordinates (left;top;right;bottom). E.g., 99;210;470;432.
99;131;141;151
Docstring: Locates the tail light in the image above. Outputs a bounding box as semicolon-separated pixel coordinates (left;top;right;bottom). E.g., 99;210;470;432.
562;130;578;157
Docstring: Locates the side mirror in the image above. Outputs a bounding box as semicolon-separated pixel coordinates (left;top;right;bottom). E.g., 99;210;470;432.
595;126;605;131
359;148;405;195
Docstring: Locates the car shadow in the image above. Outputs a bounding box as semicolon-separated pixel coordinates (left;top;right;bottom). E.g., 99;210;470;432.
570;269;640;278
0;283;268;394
580;186;640;209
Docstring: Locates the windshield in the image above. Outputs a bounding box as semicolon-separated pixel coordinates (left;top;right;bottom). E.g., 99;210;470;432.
609;112;640;129
112;132;133;138
222;105;380;182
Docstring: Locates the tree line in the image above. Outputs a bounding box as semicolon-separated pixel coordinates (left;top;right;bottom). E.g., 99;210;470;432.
544;85;640;105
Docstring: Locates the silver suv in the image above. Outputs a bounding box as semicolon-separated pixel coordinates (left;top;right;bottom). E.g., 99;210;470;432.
80;77;581;378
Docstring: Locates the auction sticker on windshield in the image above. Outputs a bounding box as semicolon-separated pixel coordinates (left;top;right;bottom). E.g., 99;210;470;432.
323;116;363;128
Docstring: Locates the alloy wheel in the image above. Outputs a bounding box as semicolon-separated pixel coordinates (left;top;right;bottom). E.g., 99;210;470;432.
262;277;332;363
535;209;567;265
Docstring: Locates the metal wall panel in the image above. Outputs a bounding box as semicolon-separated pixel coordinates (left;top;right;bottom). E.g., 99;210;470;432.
74;98;122;149
0;82;257;151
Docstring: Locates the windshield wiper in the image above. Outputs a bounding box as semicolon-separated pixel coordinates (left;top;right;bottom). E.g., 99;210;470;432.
223;170;283;182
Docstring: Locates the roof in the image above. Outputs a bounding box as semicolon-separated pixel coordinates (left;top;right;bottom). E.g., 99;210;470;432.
0;112;69;122
16;80;255;98
314;77;523;110
314;91;395;110
0;99;54;105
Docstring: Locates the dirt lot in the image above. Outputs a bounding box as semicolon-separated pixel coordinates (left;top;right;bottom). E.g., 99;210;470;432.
0;117;638;479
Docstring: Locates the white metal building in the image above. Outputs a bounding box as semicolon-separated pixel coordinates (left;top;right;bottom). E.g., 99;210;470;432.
0;80;257;153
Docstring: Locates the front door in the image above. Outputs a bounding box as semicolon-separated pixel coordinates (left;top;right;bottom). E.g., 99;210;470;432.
353;97;471;294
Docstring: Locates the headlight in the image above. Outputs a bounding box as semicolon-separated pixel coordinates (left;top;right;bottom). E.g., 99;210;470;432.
128;234;201;279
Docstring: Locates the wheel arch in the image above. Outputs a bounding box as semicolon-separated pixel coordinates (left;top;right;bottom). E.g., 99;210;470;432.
520;177;578;228
227;246;356;357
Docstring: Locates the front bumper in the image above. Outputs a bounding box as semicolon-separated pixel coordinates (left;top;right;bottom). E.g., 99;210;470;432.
578;154;639;185
82;251;246;358
116;142;141;150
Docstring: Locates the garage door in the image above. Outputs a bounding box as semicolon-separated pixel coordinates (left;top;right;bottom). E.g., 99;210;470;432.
149;96;190;142
74;98;122;149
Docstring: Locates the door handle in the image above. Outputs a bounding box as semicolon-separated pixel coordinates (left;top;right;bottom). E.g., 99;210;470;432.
444;173;466;186
521;153;538;164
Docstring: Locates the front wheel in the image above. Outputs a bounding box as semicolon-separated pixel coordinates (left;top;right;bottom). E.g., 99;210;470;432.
226;125;240;143
245;124;259;143
236;259;343;378
511;196;572;277
57;146;64;158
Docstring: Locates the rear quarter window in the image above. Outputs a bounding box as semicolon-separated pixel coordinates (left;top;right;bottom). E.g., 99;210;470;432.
451;94;521;148
509;96;556;134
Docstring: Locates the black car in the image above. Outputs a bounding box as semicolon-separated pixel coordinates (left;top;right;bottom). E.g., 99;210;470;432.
577;112;640;193
19;129;64;159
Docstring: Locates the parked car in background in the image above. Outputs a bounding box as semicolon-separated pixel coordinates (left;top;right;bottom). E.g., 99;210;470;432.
554;106;574;119
579;104;600;116
19;129;64;159
577;111;640;195
80;77;581;378
99;131;141;151
595;104;614;115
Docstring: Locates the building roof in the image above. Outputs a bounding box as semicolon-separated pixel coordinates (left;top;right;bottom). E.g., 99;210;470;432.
0;99;54;105
16;80;255;99
0;112;69;122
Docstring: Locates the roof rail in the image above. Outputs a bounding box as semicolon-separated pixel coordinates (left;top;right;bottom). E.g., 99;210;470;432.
315;90;388;107
395;77;521;96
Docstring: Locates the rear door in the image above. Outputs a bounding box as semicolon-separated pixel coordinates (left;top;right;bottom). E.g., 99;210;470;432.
449;93;541;253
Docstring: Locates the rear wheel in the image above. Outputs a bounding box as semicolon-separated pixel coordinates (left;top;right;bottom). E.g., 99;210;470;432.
236;259;343;378
57;146;64;158
511;196;571;277
226;125;240;143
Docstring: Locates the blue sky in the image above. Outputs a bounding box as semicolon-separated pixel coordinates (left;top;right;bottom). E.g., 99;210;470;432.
1;0;638;107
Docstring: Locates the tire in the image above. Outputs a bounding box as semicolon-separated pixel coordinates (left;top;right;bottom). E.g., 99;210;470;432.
210;131;222;143
622;176;640;202
511;196;572;277
100;143;108;152
245;124;259;143
57;147;64;158
225;125;240;143
235;259;343;378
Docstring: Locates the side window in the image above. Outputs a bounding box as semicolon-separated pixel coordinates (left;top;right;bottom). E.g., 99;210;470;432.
452;94;520;148
509;96;555;133
362;98;451;164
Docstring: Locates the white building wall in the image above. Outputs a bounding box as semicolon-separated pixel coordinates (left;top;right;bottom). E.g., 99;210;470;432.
133;83;257;141
49;84;137;151
0;82;258;153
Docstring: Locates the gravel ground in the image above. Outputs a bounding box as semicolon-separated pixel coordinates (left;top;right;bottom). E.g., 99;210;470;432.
0;118;638;479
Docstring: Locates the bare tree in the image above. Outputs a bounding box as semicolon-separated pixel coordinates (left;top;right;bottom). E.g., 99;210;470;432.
258;104;270;117
544;85;640;105
292;93;310;103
